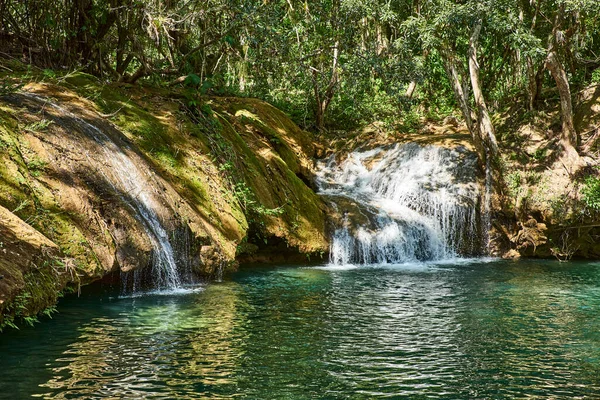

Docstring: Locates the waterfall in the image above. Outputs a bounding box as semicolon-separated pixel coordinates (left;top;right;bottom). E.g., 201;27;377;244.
316;143;481;266
20;93;186;291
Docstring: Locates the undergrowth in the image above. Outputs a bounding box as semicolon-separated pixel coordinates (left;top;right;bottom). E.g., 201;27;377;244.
182;90;284;234
582;175;600;211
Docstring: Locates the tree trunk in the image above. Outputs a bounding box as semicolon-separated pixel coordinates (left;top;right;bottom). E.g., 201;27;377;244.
311;35;339;132
524;0;541;111
468;20;499;160
239;38;248;92
545;50;579;154
526;58;544;111
526;57;536;111
543;6;581;165
440;50;472;130
72;0;93;63
405;81;417;99
311;68;325;132
439;47;485;159
405;50;428;100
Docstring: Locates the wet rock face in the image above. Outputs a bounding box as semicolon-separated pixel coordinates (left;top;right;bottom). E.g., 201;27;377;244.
0;80;329;326
1;92;207;284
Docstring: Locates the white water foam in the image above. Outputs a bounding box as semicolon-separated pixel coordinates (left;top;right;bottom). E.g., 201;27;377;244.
116;285;205;299
310;257;492;272
316;143;481;266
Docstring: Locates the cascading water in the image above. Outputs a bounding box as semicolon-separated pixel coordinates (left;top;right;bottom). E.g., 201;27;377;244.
20;93;187;291
316;142;481;266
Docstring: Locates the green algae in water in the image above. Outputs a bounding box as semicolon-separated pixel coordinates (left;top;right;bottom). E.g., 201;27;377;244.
1;259;600;399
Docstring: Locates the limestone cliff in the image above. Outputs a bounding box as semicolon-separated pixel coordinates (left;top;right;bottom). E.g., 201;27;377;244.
0;71;328;329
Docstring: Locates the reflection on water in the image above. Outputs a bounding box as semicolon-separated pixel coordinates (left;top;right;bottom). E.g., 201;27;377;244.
1;260;600;399
37;284;247;399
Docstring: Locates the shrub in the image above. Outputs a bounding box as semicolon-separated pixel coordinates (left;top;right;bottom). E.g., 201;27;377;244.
592;68;600;84
582;176;600;210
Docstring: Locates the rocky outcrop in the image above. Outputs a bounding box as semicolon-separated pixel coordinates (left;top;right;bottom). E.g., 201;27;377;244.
0;75;328;329
0;205;66;329
489;83;600;260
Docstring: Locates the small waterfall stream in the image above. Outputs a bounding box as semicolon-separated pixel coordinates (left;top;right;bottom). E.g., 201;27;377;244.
316;143;481;265
20;93;186;291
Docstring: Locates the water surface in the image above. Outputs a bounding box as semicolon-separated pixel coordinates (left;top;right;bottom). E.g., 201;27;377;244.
1;259;600;399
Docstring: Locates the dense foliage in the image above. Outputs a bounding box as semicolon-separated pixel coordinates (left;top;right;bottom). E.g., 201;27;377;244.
1;0;600;149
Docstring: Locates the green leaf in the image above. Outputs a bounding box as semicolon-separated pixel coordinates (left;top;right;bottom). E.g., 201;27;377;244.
200;80;213;95
224;35;235;46
184;73;202;87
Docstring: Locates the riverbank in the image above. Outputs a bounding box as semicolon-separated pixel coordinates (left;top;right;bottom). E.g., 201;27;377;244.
1;59;599;330
0;62;328;329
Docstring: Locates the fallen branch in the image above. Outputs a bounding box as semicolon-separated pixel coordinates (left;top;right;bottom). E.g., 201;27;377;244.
98;107;123;118
581;127;600;153
548;223;600;232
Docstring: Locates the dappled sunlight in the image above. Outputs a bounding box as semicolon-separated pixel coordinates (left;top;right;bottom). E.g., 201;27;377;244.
2;1;600;399
2;258;600;399
36;283;248;399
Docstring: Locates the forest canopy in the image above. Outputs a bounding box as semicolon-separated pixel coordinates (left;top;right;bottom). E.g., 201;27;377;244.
1;0;600;159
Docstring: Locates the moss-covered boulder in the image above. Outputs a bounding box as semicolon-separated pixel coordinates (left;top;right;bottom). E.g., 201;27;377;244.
0;69;328;329
0;205;69;330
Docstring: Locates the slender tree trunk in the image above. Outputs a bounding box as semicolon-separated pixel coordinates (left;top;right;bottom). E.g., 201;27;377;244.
440;47;484;158
526;59;545;111
468;20;499;160
312;38;339;132
376;23;387;55
74;0;93;64
440;50;472;130
311;69;324;131
311;0;340;132
239;37;248;92
526;57;536;110
405;50;427;100
524;0;541;111
544;7;580;163
405;81;417;99
545;50;579;156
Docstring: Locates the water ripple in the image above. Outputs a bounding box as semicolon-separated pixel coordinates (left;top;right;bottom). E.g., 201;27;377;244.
1;260;600;398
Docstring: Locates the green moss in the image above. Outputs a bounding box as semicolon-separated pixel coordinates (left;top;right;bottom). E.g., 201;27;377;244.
582;175;600;210
236;109;301;172
26;158;48;177
1;260;65;332
0;103;102;277
63;72;102;89
0;75;328;329
60;73;174;157
206;100;326;252
0;115;34;213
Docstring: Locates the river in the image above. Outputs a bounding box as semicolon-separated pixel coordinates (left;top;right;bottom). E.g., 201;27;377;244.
1;259;600;399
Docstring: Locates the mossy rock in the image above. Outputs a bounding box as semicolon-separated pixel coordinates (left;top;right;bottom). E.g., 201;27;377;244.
0;72;329;330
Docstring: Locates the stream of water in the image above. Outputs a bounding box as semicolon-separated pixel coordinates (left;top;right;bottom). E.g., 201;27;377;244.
316;143;481;265
1;260;600;399
17;93;188;291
